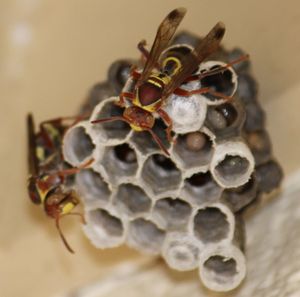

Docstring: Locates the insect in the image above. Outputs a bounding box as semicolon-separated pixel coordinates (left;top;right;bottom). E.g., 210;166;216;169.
92;8;248;155
27;113;93;253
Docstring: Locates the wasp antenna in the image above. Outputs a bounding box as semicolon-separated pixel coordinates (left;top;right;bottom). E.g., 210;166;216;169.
55;217;75;254
198;54;250;80
147;129;170;156
52;158;94;179
91;116;129;125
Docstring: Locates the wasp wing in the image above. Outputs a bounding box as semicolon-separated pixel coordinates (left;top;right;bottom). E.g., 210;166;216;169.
138;7;187;84
27;113;39;176
162;22;226;98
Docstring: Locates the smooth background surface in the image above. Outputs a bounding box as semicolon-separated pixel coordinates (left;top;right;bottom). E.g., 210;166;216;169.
0;1;299;296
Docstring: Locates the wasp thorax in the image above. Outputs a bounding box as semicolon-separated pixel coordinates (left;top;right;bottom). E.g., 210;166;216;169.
138;80;163;106
123;106;155;130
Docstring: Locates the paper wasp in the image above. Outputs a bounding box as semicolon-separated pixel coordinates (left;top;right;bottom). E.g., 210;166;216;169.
27;113;93;253
92;8;248;155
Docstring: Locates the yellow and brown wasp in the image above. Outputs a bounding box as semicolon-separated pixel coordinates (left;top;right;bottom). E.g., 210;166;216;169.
27;114;93;253
92;8;248;155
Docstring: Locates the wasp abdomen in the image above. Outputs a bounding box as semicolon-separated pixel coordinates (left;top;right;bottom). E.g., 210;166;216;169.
138;82;163;106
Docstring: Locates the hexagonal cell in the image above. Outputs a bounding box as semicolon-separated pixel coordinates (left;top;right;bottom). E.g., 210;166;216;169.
172;131;213;170
228;48;251;73
107;59;136;93
256;160;284;194
127;218;166;254
63;123;95;166
193;207;232;243
83;208;125;248
152;198;192;230
216;156;249;182
162;232;200;271
90;98;131;142
76;169;111;207
205;99;245;139
130;119;170;156
211;141;254;188
243;100;266;132
80;82;116;115
113;184;152;217
199;61;238;104
245;130;272;165
183;172;222;205
141;154;182;196
199;245;246;292
222;175;258;212
101;143;138;184
236;73;258;104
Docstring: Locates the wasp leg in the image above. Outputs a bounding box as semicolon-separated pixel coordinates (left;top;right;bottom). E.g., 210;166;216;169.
137;39;150;61
174;87;233;101
137;40;160;69
184;54;250;83
55;158;94;178
116;91;135;107
157;109;174;143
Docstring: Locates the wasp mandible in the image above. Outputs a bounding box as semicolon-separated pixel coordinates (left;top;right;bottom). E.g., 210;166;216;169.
27;114;93;253
92;8;248;155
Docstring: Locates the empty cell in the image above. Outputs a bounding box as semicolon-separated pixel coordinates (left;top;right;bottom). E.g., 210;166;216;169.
114;184;152;216
172;131;213;169
215;155;250;182
141;154;181;195
211;141;254;188
184;172;222;205
236;73;258;104
199;245;246;292
83;208;125;248
80;82;115;115
246;130;272;165
128;218;166;254
193;207;230;243
223;175;258;212
63;124;95;166
101;143;138;184
76;169;111;206
228;48;250;73
205;256;237;279
153;198;192;230
162;233;200;271
91;99;131;141
199;61;237;103
256;160;284;194
107;59;135;93
243;100;266;132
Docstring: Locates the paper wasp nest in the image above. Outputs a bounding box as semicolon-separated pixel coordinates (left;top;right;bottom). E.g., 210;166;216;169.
63;32;282;292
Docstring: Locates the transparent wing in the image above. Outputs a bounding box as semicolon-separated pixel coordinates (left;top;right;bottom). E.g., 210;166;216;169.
138;7;187;84
27;113;39;176
162;22;226;98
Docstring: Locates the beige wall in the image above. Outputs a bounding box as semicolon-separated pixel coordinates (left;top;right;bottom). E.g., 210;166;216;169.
0;1;299;296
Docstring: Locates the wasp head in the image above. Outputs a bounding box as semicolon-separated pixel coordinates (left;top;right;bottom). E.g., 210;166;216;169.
44;188;79;219
123;106;155;131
